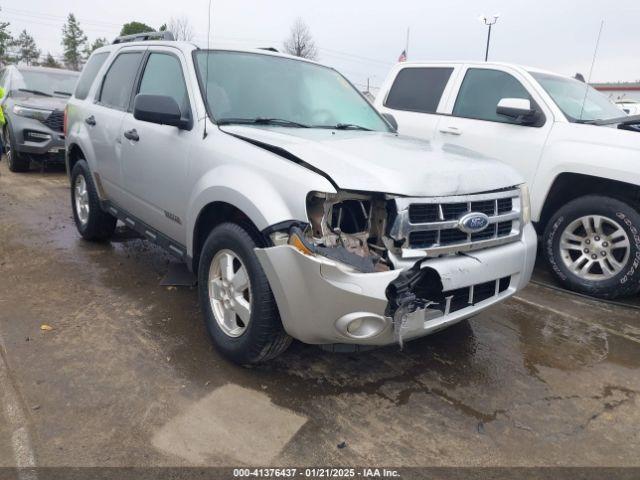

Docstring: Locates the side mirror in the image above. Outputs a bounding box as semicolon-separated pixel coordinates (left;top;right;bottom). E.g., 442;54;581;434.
382;112;398;132
496;98;538;124
133;94;190;129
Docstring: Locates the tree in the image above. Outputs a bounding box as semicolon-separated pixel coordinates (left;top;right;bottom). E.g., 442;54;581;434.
62;13;87;71
167;16;194;41
41;52;62;69
283;18;318;60
16;30;40;65
120;21;154;36
0;8;14;65
84;37;107;58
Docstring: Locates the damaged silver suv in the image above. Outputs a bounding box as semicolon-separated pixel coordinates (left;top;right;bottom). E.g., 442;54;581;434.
65;33;537;364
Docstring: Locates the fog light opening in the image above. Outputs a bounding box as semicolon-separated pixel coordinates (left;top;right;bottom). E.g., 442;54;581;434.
336;312;387;339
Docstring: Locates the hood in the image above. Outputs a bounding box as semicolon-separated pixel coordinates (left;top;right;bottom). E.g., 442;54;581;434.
12;93;69;112
220;126;524;197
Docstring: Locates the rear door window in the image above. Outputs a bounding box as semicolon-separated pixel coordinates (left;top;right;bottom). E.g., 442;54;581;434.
75;52;109;100
98;51;144;111
453;68;531;123
384;67;454;113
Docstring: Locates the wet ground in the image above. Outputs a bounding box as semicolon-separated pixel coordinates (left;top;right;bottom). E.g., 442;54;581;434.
0;160;639;469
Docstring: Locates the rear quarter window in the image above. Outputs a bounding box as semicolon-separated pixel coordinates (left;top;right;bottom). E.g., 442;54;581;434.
74;52;109;100
384;67;453;113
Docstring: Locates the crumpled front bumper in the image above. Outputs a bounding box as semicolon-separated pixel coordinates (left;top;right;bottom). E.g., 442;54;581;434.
255;223;537;346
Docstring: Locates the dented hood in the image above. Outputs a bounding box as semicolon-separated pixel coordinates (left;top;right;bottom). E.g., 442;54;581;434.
220;125;524;196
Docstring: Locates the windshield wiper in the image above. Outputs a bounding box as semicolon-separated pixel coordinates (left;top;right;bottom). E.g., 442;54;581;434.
315;123;372;131
217;117;310;128
53;90;72;96
17;88;53;97
580;114;640;126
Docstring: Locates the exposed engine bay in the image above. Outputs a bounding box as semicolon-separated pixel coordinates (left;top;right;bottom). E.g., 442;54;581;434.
297;191;394;273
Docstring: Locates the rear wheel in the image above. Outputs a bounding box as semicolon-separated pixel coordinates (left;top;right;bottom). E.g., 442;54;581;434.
198;222;291;364
543;195;640;299
5;125;30;172
70;159;117;241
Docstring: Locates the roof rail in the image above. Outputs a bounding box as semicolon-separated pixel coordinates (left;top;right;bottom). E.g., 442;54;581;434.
112;31;175;44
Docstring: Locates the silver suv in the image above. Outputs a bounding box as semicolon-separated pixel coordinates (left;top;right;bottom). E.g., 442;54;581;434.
65;33;537;364
1;65;79;171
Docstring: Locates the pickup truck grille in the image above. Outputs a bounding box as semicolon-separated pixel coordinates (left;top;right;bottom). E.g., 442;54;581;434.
389;189;522;256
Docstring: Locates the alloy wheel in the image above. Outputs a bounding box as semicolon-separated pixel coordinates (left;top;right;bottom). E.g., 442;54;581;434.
208;249;252;337
559;214;631;281
74;174;90;225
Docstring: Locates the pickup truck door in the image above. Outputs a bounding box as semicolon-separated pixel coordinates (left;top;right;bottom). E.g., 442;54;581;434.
88;50;146;205
434;65;553;185
376;65;460;139
119;48;196;245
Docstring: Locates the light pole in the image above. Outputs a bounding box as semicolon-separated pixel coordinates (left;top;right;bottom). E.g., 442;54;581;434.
480;14;499;61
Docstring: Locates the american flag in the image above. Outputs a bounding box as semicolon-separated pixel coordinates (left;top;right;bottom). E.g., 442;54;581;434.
398;50;407;62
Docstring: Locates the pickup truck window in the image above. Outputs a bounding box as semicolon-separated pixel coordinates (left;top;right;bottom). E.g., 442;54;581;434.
530;72;623;122
138;53;191;119
98;52;143;111
453;68;531;124
75;52;109;100
384;67;453;113
194;50;390;132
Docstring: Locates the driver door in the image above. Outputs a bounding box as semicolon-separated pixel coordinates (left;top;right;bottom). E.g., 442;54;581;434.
119;48;196;245
435;66;553;185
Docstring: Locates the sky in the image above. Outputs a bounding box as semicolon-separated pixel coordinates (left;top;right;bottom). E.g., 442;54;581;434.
3;0;639;93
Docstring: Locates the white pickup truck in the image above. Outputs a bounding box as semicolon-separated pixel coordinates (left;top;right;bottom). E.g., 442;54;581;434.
376;61;640;299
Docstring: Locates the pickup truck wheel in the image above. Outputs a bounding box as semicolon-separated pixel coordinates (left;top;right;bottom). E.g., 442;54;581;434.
70;160;117;241
5;125;30;172
198;223;292;364
543;195;640;299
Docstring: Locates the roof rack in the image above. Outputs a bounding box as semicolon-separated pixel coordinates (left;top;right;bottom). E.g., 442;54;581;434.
112;31;175;44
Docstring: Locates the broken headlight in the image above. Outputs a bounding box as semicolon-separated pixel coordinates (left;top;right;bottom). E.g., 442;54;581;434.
288;191;391;272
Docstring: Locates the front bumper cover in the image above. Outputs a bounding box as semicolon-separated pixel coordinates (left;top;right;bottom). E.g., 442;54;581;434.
255;223;537;346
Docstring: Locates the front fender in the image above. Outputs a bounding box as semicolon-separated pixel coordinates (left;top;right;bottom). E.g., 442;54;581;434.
186;163;334;257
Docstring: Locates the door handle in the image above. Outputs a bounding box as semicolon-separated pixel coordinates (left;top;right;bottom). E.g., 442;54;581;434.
439;126;462;136
85;115;96;126
124;129;139;142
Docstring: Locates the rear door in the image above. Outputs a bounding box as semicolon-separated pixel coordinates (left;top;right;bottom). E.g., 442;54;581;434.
90;49;145;204
434;66;553;185
119;47;196;244
377;65;459;139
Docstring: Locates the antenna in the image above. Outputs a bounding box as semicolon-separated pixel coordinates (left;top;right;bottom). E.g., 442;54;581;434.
579;20;604;121
203;0;213;139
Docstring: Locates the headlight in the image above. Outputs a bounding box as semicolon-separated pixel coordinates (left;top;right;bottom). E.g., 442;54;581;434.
12;105;53;121
520;184;531;225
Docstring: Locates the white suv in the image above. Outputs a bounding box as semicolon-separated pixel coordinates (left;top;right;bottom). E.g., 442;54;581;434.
376;61;640;299
65;35;536;363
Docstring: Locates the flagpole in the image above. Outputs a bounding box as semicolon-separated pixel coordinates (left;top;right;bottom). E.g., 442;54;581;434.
405;27;410;59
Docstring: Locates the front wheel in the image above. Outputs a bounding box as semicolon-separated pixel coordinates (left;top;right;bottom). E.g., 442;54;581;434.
5;125;30;172
198;223;291;364
543;195;640;299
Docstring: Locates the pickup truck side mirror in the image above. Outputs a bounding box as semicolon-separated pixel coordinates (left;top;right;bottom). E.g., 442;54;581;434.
382;113;398;132
133;94;191;130
496;98;539;125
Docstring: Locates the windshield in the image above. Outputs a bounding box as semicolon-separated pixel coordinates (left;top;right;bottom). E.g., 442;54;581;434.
194;51;390;131
530;72;624;122
13;69;80;97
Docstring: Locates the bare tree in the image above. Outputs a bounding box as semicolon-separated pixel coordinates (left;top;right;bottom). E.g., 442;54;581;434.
283;17;318;60
167;16;194;41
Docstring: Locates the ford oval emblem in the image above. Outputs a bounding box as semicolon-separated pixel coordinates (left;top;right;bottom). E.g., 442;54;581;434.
458;212;490;234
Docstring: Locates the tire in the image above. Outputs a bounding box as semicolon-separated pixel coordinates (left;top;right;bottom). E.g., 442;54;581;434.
5;124;30;172
543;195;640;299
198;222;291;364
70;159;117;241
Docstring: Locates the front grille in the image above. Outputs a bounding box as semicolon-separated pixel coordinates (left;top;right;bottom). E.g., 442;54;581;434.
42;110;64;132
389;189;522;255
430;276;511;315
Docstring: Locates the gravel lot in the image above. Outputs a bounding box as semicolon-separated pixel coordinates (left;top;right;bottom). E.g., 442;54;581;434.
0;160;639;471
